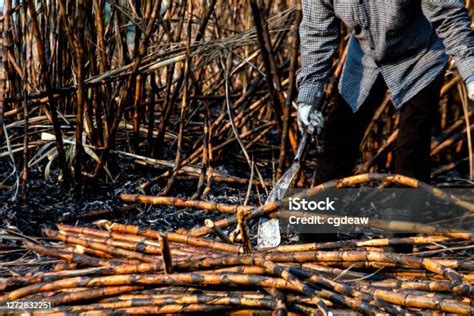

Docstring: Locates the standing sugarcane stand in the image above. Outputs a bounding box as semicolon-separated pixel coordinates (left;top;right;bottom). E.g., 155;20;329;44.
297;1;474;242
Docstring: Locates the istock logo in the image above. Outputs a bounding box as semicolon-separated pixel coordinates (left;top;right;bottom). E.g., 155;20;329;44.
289;197;337;211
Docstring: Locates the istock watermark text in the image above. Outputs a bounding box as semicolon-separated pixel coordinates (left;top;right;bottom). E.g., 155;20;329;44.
289;197;337;211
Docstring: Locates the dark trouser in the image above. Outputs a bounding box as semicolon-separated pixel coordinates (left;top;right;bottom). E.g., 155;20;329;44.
316;74;444;184
299;74;444;245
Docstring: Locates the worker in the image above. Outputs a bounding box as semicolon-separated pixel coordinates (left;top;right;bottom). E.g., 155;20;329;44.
297;0;474;184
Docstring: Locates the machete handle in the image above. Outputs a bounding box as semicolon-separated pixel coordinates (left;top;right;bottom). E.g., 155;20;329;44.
294;132;309;162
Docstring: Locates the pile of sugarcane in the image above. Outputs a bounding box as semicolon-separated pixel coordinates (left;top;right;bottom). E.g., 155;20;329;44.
1;0;473;202
1;213;474;315
2;171;474;315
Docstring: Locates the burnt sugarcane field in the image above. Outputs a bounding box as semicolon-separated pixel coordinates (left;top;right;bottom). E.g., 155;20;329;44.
1;0;474;315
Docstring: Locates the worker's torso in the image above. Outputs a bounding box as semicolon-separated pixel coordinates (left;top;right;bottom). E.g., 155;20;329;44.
332;0;434;62
327;0;448;110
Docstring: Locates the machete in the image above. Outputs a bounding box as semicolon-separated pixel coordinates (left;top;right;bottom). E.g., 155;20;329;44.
257;102;323;248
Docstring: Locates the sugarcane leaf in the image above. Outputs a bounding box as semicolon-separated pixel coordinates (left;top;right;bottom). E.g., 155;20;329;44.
28;142;55;168
84;145;113;180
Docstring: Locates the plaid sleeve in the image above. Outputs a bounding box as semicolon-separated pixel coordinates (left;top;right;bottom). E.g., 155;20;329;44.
296;0;340;106
422;0;474;82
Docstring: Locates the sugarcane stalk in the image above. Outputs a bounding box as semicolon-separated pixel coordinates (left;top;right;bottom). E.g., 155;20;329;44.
248;0;283;124
4;266;107;289
23;240;122;268
39;294;278;314
63;243;114;259
237;208;253;253
43;227;159;263
56;224;227;257
277;4;301;179
99;288;271;302
93;220;244;254
26;0;71;184
265;236;452;253
158;232;172;274
204;219;233;244
357;286;472;314
44;285;142;305
57;228;162;255
357;279;472;295
120;194;254;214
0;273;300;301
202;266;267;275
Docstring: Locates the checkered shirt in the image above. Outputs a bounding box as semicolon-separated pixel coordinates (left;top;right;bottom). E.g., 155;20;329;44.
297;0;474;112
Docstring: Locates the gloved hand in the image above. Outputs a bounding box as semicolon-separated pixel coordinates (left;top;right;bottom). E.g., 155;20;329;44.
297;102;325;135
468;81;474;101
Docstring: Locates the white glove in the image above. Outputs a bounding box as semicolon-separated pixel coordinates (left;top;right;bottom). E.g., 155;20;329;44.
468;81;474;101
297;103;325;135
